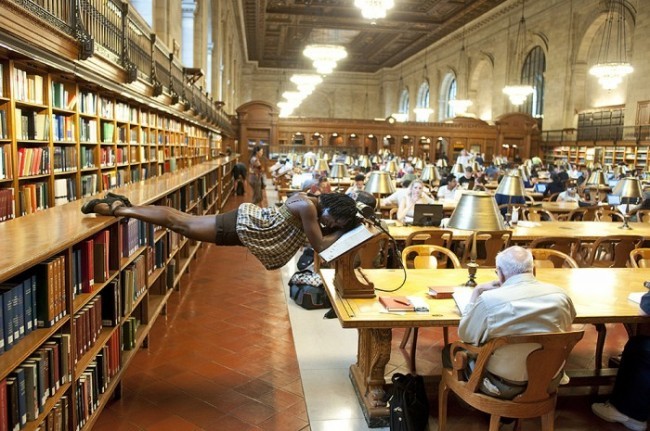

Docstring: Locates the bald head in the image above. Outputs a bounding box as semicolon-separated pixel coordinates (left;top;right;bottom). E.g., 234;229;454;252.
495;246;534;279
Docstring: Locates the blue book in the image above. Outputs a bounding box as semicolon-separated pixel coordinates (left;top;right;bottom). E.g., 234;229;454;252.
30;275;37;333
14;282;25;340
12;367;26;427
0;287;14;349
22;277;33;334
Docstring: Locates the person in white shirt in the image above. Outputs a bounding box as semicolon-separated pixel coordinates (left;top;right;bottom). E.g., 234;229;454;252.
345;174;366;198
568;164;583;180
456;149;474;168
397;179;435;223
437;175;460;201
380;179;413;207
557;185;580;202
445;246;576;399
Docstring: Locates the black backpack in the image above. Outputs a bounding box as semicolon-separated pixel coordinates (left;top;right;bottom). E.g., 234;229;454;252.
388;373;429;431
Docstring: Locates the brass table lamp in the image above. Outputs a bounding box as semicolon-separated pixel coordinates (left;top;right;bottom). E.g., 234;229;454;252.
314;158;330;174
612;177;643;229
586;170;607;202
364;171;396;208
495;173;526;226
420;164;441;186
329;162;349;190
447;192;505;287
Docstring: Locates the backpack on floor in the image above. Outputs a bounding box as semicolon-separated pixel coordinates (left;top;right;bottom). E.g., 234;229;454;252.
288;270;330;310
388;373;429;431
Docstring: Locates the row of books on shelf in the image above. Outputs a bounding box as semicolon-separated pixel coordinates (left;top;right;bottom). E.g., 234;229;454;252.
53;178;76;207
121;257;147;316
13;69;44;105
0;189;15;222
52;115;74;142
72;297;103;363
80;174;98;198
79;119;97;143
0;145;12;180
17;148;50;177
51;82;75;111
0;111;6;140
76;332;121;429
18;183;49;216
79;92;96;116
14;110;48;141
121;317;139;351
0;333;71;431
52;147;77;173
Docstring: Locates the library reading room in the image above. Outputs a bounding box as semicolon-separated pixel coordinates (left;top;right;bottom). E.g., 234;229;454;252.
1;0;650;430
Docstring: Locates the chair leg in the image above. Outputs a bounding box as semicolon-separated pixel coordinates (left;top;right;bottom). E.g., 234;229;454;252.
409;328;419;373
594;323;607;371
514;419;522;431
541;410;556;431
488;415;501;431
400;328;412;349
438;379;449;431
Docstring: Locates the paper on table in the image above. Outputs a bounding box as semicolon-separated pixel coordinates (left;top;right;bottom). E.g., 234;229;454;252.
628;292;645;304
406;296;429;313
516;220;540;228
452;287;473;316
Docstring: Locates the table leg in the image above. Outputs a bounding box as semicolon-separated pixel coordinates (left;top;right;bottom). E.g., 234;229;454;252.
349;328;392;427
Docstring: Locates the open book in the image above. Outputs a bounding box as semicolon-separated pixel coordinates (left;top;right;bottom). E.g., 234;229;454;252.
452;287;473;316
319;224;380;263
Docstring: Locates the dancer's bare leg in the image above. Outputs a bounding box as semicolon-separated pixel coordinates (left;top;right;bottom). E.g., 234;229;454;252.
90;201;217;243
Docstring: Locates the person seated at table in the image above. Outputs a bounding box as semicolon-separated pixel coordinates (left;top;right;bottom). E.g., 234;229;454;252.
472;171;488;191
494;181;527;217
380;179;411;207
557;184;580;202
456;149;474;168
545;173;566;197
437;175;460;201
397;179;435;224
309;176;332;196
400;165;417;183
458;166;475;189
345;173;366;198
443;246;576;400
592;291;649;431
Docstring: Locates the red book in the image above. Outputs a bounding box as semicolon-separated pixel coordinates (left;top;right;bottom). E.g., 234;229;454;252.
427;286;456;299
81;239;94;293
0;378;7;431
378;296;415;312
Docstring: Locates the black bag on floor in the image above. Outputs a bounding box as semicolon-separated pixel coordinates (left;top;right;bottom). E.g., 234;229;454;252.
236;179;245;196
288;270;330;310
388;373;429;431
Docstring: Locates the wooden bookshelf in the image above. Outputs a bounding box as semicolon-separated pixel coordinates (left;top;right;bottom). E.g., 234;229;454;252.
0;159;236;430
0;56;221;222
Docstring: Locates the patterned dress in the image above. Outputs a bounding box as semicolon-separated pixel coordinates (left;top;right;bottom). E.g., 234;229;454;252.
236;203;306;270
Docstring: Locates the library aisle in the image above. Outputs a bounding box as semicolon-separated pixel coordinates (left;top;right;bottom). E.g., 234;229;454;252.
93;181;627;431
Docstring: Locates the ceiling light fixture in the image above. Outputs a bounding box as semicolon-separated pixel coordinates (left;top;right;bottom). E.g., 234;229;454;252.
354;0;394;20
502;0;534;106
589;0;633;90
303;44;347;74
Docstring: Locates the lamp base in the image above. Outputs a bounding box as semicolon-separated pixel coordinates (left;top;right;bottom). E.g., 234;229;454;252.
465;262;479;287
619;215;632;230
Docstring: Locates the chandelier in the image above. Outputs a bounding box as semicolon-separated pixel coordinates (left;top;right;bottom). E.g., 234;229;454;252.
502;1;534;106
589;0;633;90
449;99;473;115
354;0;394;20
303;44;347;74
290;73;323;95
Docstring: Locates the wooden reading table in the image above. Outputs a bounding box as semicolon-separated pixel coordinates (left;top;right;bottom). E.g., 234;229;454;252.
321;268;650;426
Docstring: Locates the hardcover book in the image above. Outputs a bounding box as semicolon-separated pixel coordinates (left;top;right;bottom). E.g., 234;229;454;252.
378;296;415;312
427;285;456;299
319;224;380;263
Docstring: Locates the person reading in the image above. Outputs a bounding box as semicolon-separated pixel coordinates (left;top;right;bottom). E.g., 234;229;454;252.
80;192;360;270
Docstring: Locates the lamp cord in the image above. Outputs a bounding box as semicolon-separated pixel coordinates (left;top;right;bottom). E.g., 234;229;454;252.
371;221;408;293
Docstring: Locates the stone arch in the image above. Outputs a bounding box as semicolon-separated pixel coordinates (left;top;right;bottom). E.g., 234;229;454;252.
468;53;494;121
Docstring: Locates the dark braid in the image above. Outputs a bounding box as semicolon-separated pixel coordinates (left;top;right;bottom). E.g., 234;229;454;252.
319;193;361;232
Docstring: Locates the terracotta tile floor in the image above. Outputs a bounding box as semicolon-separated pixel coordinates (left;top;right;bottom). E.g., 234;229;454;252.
93;183;629;430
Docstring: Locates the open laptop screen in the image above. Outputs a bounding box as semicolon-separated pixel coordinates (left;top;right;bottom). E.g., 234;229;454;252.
534;183;547;193
607;194;621;205
413;204;444;227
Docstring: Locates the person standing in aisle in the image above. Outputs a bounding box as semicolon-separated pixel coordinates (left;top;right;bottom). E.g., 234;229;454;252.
249;146;264;205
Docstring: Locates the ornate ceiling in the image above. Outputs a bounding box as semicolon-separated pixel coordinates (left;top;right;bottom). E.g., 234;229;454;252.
240;0;510;73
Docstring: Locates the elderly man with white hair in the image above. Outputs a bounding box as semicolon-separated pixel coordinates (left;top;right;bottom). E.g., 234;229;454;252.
444;246;576;400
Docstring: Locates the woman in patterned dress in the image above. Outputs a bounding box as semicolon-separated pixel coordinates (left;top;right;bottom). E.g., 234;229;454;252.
80;192;360;270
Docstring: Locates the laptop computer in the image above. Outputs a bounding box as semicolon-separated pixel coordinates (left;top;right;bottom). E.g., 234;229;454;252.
412;204;444;227
534;183;547;193
607;194;621;205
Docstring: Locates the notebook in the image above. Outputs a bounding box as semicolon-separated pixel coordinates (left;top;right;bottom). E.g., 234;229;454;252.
379;296;415;312
412;204;443;227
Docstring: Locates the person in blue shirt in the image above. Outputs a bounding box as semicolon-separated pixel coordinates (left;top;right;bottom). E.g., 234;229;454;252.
592;292;650;431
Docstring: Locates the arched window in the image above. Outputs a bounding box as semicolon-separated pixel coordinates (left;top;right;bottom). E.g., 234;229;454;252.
439;73;457;120
415;81;431;122
521;46;545;118
399;88;410;115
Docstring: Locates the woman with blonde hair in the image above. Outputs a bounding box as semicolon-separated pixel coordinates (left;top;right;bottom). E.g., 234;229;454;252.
397;179;435;224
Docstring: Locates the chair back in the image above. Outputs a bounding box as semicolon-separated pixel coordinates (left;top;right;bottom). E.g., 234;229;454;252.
566;206;600;221
354;233;391;269
438;331;584;431
585;235;644;268
629;248;650;268
530;248;578;269
547;192;560;202
401;245;461;269
636;209;650;223
598;209;624;222
404;229;453;248
523;207;555;222
461;230;512;267
529;237;584;266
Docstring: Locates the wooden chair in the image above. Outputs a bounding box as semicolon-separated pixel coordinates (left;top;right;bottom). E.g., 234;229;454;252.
636;209;650;223
529;237;584;266
523;207;555;222
543;191;560;202
404;229;454;248
399;245;461;373
584;235;644;268
438;331;585;431
559;205;600;221
629;248;650;268
530;248;578;269
598;208;625;222
461;230;512;267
